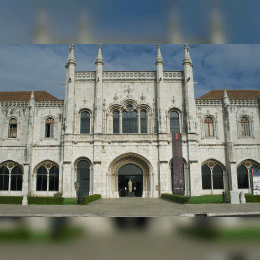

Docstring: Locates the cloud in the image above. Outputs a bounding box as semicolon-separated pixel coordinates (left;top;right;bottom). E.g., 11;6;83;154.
0;44;259;100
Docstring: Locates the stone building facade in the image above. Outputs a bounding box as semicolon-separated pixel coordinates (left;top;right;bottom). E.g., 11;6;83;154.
0;44;260;199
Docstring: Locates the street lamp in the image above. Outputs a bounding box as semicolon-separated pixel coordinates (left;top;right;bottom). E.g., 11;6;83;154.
74;182;80;205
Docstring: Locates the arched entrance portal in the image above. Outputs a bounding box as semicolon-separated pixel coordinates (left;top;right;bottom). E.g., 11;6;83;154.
118;163;143;197
77;160;90;197
107;153;154;198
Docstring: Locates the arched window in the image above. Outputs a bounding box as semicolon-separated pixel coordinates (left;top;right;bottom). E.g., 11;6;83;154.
240;117;250;137
237;161;260;190
0;162;23;191
170;111;180;133
9;119;17;138
0;166;9;190
46;118;55;138
204;117;214;137
80;111;90;134
202;162;224;190
202;164;211;189
237;164;249;189
36;162;59;191
122;106;137;133
113;110;119;133
212;164;224;189
10;166;23;191
140;110;147;133
77;160;90;197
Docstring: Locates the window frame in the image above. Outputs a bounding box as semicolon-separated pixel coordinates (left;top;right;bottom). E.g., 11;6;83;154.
204;117;214;137
8;118;18;139
45;118;55;138
36;162;59;192
201;161;224;191
240;117;250;137
169;110;180;134
80;111;91;134
0;162;23;192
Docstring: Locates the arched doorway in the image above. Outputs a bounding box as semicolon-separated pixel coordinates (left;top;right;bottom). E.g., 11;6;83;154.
77;160;90;197
118;163;143;197
107;153;153;198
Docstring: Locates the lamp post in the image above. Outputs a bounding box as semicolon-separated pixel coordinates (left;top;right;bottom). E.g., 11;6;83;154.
74;182;80;205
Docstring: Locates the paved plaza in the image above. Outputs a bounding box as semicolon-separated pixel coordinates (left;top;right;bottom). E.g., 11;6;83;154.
1;198;260;216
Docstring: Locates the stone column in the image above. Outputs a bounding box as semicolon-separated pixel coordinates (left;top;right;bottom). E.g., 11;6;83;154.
62;162;72;198
137;109;141;133
119;111;122;134
22;163;29;205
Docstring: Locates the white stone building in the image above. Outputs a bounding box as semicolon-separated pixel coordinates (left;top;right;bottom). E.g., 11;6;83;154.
0;44;260;199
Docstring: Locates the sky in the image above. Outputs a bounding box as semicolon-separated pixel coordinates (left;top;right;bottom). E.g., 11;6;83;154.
0;0;259;44
0;44;259;100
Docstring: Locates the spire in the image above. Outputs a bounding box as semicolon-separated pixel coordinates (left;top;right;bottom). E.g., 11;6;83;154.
66;44;76;65
183;44;192;66
155;44;163;64
30;88;35;99
96;44;104;65
223;86;228;98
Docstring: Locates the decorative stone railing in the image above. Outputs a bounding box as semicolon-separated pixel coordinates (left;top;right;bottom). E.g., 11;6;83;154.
103;71;156;80
36;101;64;107
63;133;196;143
0;101;29;107
75;71;184;80
229;99;258;107
195;99;222;106
76;72;96;80
196;99;259;107
163;71;183;79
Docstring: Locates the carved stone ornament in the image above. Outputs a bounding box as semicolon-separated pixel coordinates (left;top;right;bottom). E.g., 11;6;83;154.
126;85;132;98
113;93;119;101
140;93;146;101
171;96;175;105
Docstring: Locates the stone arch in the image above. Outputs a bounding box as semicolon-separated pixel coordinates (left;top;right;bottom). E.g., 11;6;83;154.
201;159;226;193
108;153;153;198
73;157;93;195
33;160;59;192
34;160;59;173
168;157;189;196
0;160;24;192
121;99;138;110
237;159;260;191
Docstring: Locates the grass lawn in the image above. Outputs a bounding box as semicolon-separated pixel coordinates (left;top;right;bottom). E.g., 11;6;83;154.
188;194;230;204
0;227;85;244
63;198;77;205
180;226;260;242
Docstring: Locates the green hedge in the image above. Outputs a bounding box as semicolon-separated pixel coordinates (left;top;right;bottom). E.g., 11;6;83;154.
28;197;64;205
245;194;260;203
161;193;190;204
79;194;101;205
0;196;23;204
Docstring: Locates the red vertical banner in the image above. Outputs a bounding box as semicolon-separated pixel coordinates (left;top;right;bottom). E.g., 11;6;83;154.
172;133;184;195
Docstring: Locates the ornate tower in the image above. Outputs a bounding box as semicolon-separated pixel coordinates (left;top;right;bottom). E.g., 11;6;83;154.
182;45;199;196
155;44;166;133
94;44;104;134
222;87;237;191
65;44;76;134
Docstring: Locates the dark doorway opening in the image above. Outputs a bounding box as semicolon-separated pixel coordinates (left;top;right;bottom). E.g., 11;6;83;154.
118;175;143;197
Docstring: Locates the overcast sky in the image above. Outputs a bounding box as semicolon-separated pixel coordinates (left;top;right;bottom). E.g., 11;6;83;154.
0;44;259;100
